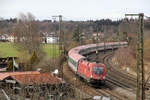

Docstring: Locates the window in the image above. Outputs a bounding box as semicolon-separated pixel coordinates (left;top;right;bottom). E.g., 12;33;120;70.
69;57;77;67
92;66;104;75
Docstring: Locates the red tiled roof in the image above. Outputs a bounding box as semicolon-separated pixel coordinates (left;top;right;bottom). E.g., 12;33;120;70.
8;33;15;37
0;71;40;80
11;73;62;85
128;33;136;37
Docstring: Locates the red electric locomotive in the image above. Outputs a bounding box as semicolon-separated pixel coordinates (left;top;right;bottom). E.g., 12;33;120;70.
78;60;106;83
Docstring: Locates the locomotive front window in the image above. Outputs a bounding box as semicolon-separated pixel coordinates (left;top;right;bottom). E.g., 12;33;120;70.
93;66;104;75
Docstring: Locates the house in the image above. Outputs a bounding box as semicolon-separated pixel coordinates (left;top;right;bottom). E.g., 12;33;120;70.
0;71;62;87
6;72;62;85
46;35;59;44
7;33;29;43
0;71;63;99
0;71;40;81
92;32;103;37
40;32;59;44
8;33;17;42
92;32;103;40
0;34;9;42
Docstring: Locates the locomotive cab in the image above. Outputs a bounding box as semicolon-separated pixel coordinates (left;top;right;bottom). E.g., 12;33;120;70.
93;66;104;75
90;64;106;83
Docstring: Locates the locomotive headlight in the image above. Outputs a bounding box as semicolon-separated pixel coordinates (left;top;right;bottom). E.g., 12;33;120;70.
103;76;106;79
90;75;93;78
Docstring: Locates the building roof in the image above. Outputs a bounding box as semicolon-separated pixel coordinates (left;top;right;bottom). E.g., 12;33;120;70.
8;33;15;37
0;71;40;80
128;33;136;37
10;73;62;85
0;34;8;37
40;32;58;37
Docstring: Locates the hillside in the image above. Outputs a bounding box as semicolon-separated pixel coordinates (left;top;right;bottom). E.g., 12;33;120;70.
113;30;150;77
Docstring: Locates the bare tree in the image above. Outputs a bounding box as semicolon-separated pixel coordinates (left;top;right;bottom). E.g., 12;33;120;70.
14;12;43;55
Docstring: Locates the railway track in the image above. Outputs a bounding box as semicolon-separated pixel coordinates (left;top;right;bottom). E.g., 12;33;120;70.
62;36;150;100
63;62;102;99
85;50;137;99
96;89;129;100
103;53;137;90
63;48;138;100
88;50;137;90
63;61;131;100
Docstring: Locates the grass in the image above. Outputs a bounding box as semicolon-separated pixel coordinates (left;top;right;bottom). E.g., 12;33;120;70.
42;44;60;58
0;42;60;58
0;42;18;57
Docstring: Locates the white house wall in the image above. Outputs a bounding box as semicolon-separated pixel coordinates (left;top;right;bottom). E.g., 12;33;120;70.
46;37;59;44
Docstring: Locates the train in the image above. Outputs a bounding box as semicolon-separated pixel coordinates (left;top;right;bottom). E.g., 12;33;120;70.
68;42;128;83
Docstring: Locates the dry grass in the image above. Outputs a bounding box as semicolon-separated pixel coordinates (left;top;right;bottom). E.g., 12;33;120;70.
144;39;150;61
114;30;150;76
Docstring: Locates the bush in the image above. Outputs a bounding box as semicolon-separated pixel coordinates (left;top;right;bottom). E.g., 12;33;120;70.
7;59;13;71
30;51;40;66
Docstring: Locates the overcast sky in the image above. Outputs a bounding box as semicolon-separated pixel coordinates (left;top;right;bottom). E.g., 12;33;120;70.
0;0;150;20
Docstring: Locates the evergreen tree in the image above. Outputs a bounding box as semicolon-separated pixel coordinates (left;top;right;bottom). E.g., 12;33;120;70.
30;51;40;66
72;25;82;43
7;59;13;71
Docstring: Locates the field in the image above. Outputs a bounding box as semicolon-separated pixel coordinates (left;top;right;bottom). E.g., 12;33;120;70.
0;42;60;58
42;44;60;58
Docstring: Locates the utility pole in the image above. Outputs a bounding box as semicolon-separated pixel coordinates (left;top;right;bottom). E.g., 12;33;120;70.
59;15;62;54
52;15;63;78
52;15;63;100
125;13;145;100
52;15;62;54
96;24;99;63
